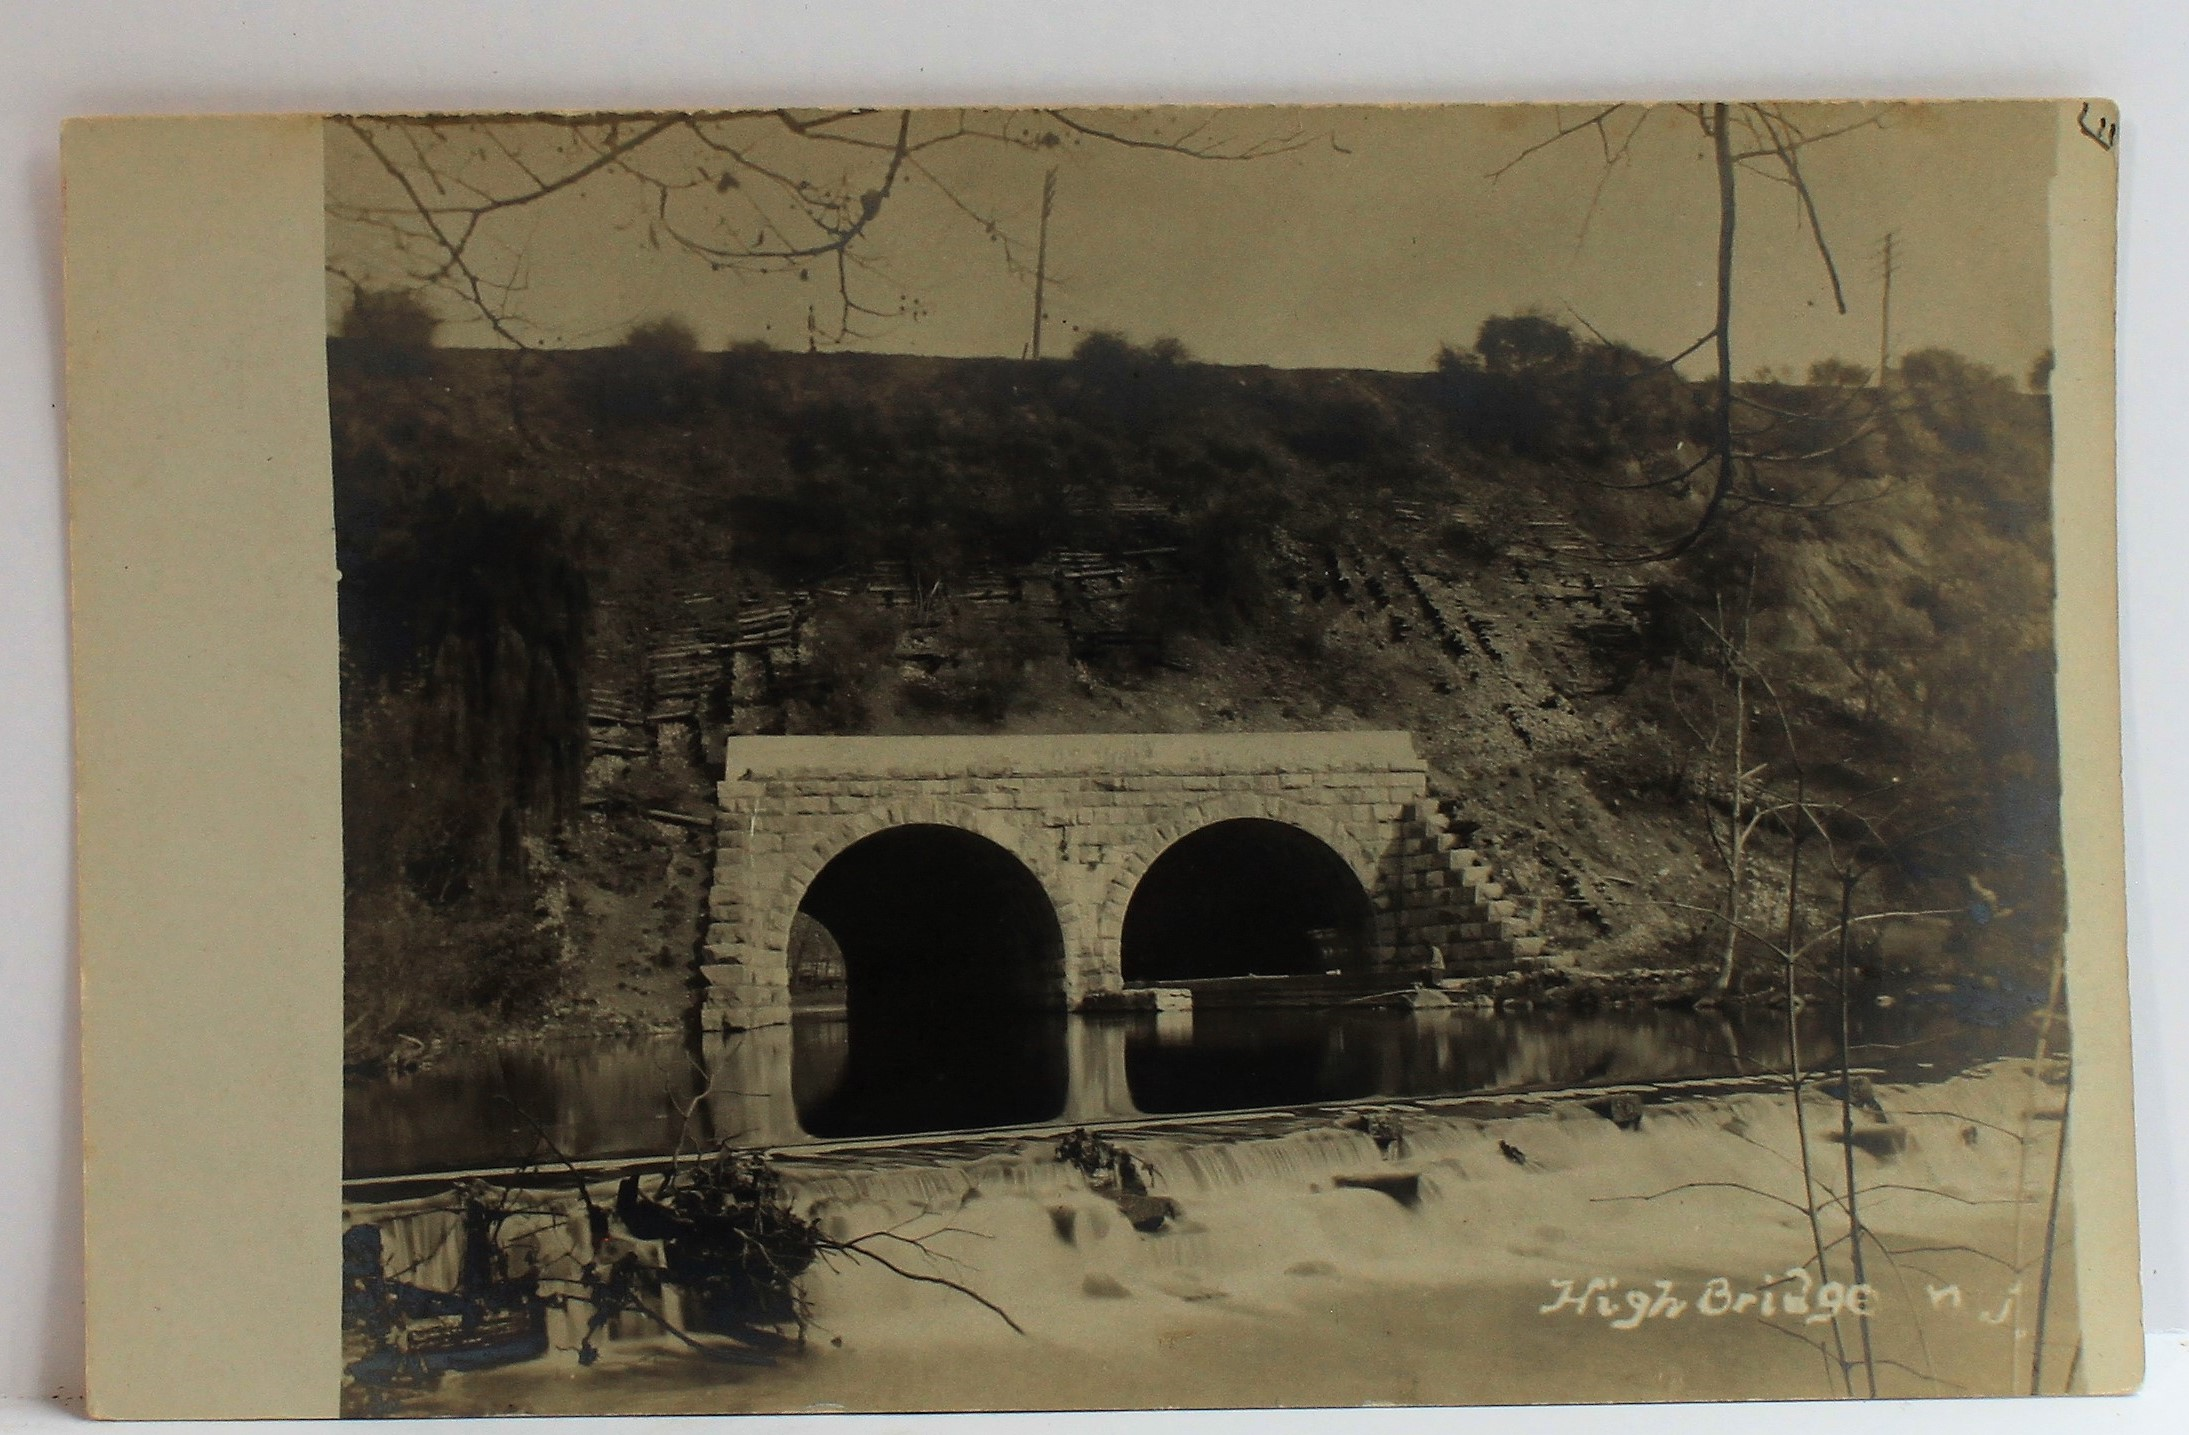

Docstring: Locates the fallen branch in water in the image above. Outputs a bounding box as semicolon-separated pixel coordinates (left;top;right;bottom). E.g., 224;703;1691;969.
825;1234;1027;1336
1591;1179;1814;1218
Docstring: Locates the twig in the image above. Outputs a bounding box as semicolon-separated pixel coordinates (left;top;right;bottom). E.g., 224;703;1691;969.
829;1236;1027;1336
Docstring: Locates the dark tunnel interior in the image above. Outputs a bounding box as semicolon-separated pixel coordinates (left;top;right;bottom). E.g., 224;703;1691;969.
789;824;1068;1137
1119;818;1374;983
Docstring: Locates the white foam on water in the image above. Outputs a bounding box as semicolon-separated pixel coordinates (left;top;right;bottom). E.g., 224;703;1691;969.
348;1062;2072;1393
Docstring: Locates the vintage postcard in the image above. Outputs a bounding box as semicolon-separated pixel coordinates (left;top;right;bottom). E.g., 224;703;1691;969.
66;101;2133;1418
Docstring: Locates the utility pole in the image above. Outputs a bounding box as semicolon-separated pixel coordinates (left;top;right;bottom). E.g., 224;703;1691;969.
1876;232;1897;387
1030;167;1057;360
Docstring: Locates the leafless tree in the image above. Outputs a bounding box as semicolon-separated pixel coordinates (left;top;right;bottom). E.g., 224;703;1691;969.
1601;724;2066;1398
1495;103;1898;559
1671;579;1773;997
328;108;1310;348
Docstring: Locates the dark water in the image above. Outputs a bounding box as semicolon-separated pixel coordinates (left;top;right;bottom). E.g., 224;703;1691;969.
344;998;2009;1180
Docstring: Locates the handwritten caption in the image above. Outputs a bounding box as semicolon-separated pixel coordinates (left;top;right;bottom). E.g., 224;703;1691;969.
1538;1273;2030;1332
1539;1270;1877;1330
2077;102;2119;152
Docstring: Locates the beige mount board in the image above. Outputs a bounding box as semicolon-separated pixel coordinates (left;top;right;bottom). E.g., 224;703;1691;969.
65;103;2132;1418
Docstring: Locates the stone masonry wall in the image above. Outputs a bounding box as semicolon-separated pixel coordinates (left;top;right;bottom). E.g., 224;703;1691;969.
696;732;1539;1032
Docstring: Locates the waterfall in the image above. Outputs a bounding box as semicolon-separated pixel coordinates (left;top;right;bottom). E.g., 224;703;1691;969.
344;1061;2069;1399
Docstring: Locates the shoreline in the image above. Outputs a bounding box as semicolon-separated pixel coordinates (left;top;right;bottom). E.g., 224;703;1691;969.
342;958;2056;1085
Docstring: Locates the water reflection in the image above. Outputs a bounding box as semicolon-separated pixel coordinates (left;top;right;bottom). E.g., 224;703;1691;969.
1123;1007;1821;1113
344;1037;713;1181
792;1008;1069;1139
345;1001;1996;1180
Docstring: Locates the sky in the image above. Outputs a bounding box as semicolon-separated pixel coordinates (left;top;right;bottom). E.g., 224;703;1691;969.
324;102;2056;381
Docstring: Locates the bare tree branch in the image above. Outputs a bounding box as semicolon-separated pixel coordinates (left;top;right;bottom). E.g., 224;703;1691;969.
331;107;1307;347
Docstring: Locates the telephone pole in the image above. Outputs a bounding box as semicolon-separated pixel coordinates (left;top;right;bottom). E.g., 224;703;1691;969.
1030;167;1057;360
1876;232;1898;387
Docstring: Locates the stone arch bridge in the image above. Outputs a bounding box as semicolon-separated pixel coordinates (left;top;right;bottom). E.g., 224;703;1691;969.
698;732;1543;1031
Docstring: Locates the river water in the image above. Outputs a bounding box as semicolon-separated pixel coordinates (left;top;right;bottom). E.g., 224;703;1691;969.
344;998;2006;1180
346;1060;2076;1413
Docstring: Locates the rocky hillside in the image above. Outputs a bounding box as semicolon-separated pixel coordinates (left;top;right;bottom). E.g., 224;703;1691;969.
331;324;2062;1058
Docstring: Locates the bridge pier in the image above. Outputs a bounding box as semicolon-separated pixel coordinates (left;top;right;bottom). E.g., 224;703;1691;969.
697;1025;804;1147
1061;1015;1145;1125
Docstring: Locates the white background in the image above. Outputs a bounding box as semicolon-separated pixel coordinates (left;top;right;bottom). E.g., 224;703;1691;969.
2;2;2183;1430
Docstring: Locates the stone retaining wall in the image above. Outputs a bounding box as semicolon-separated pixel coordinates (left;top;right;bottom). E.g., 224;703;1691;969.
698;732;1539;1031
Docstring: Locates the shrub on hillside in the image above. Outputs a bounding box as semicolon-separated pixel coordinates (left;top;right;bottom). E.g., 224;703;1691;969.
1432;314;1705;464
788;604;904;731
343;885;563;1067
901;608;1055;724
334;287;441;378
581;316;709;424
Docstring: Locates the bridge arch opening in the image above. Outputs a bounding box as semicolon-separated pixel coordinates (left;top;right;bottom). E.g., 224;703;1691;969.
1120;818;1373;983
788;823;1067;1137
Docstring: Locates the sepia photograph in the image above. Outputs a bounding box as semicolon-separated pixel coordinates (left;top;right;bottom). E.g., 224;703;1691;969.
319;101;2104;1415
